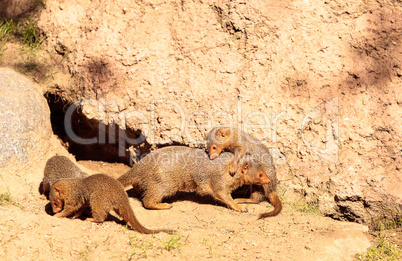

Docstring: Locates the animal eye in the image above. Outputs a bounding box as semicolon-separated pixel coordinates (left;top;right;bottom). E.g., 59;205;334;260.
259;173;263;178
212;145;216;150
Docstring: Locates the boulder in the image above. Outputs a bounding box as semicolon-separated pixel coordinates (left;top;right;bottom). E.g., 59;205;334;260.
0;68;52;197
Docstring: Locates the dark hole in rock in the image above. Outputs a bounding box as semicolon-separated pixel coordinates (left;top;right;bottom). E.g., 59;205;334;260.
44;92;151;165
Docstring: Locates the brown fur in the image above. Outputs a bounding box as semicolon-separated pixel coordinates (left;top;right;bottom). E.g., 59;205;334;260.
40;155;89;199
117;146;270;212
50;174;175;234
206;127;282;218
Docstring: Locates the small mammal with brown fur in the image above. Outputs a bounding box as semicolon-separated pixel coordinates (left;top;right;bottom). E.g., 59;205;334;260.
206;127;282;219
117;146;270;212
40;155;89;199
50;173;174;234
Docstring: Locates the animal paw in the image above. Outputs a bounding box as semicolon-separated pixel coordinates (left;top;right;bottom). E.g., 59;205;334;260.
229;165;237;176
144;202;172;210
233;204;248;213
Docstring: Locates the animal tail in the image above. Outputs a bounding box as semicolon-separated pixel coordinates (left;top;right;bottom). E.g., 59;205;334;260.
258;191;282;219
118;200;175;235
117;168;139;188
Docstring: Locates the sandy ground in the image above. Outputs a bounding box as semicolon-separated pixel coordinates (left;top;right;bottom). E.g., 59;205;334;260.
0;159;374;261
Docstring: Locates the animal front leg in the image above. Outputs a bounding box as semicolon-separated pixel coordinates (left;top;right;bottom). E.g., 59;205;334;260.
71;206;88;219
54;205;79;218
229;148;245;176
214;191;248;213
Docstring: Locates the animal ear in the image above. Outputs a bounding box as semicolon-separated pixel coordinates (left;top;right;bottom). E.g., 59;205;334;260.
242;162;250;173
53;199;60;208
217;128;230;138
53;186;62;197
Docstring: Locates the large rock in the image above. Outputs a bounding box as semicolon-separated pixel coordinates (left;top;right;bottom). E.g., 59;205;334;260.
36;0;402;225
0;68;52;196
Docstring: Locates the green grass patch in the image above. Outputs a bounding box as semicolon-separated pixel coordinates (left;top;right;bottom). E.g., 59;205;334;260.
0;16;46;58
77;243;98;261
0;34;8;57
161;235;183;252
0;19;20;38
0;192;20;208
127;234;184;259
0;192;14;205
292;197;320;215
358;209;402;260
356;234;401;261
0;19;14;58
372;210;402;231
0;0;46;60
21;19;45;48
128;235;158;259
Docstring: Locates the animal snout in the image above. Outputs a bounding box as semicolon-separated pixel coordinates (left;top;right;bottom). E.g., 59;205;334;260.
208;153;219;160
259;172;270;184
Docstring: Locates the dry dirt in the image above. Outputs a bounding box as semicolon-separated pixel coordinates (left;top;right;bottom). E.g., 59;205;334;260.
0;142;371;261
1;0;402;260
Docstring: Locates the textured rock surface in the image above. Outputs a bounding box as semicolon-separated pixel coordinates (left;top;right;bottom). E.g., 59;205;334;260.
0;68;52;170
5;0;402;224
0;68;52;198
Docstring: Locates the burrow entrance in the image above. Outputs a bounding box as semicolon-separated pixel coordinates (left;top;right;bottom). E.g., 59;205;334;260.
45;92;151;165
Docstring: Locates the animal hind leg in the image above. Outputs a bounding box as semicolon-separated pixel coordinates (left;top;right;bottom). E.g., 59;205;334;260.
142;193;172;210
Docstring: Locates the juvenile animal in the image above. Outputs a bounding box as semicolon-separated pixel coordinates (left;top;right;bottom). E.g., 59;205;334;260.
40;155;89;199
117;146;270;212
50;174;174;234
206;127;282;219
